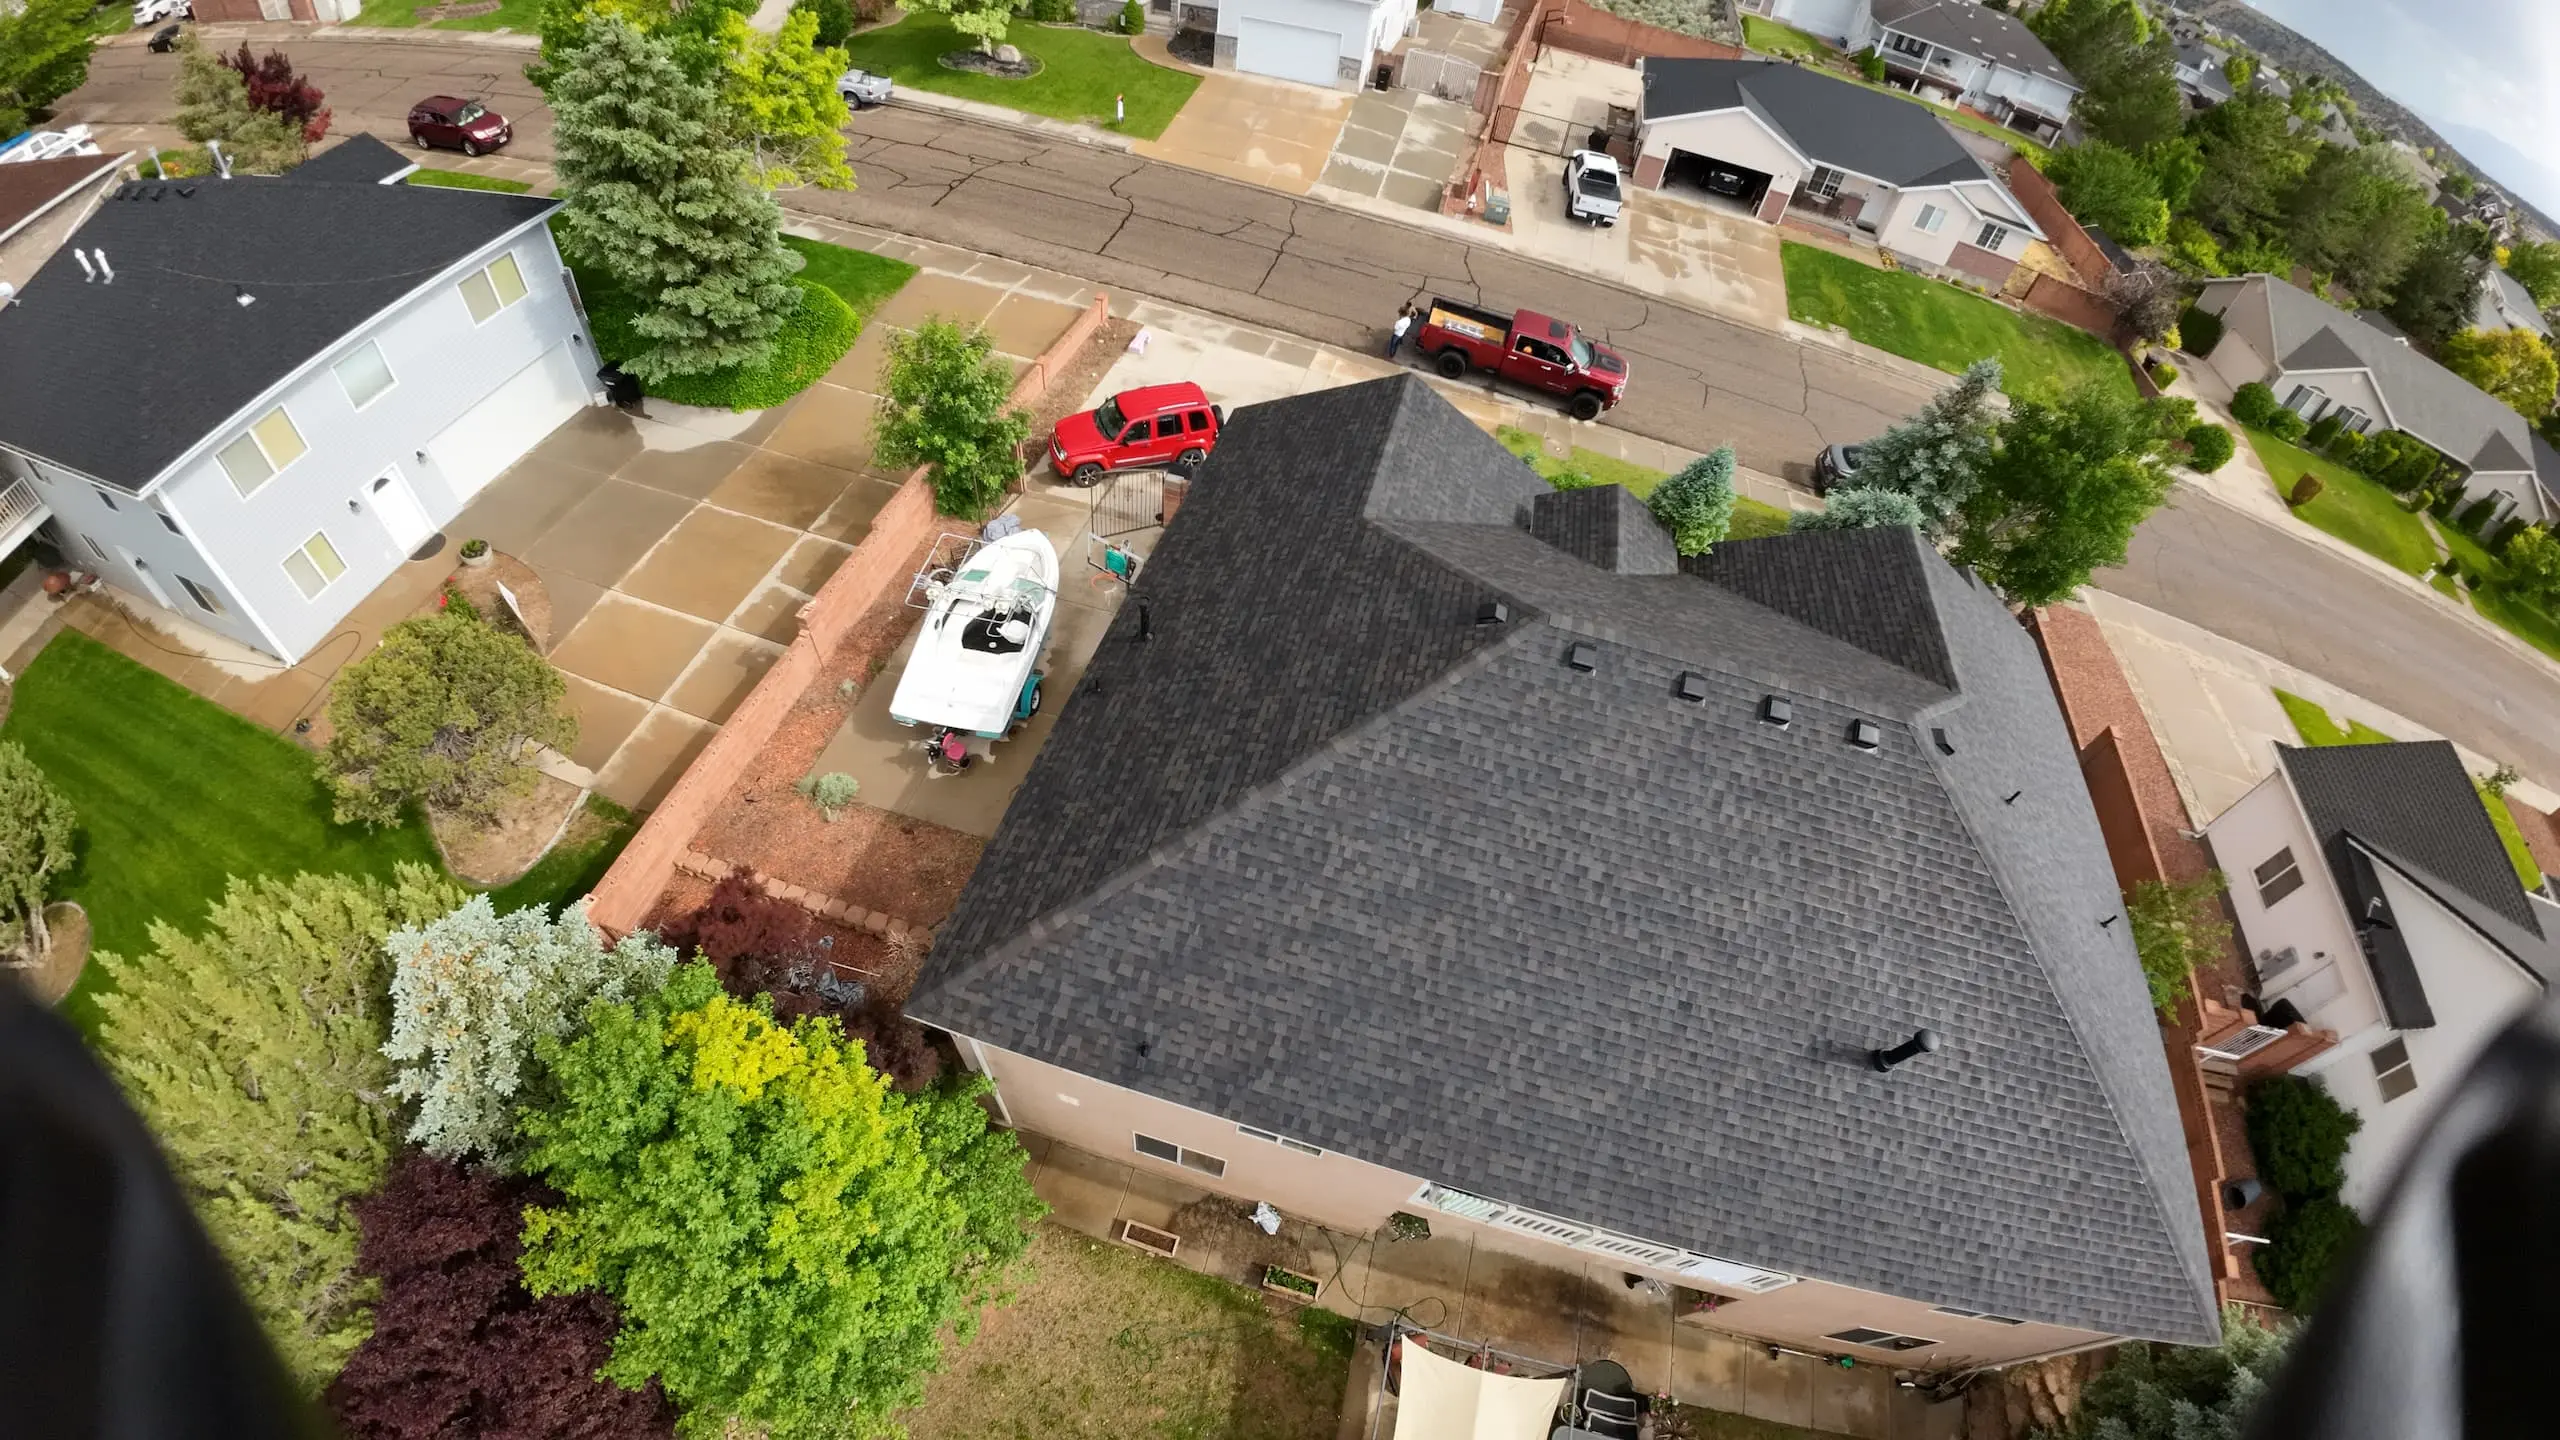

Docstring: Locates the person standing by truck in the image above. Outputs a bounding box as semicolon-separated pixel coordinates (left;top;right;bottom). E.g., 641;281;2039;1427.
1387;303;1418;361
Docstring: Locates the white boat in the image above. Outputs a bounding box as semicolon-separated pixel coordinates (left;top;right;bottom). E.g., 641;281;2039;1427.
889;531;1059;740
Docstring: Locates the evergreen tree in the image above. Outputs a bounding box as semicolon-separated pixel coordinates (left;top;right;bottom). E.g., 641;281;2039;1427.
2031;0;2184;152
2032;1308;2290;1439
1790;487;1926;532
516;963;1044;1439
1646;445;1737;556
550;17;804;382
1841;359;2003;537
0;740;75;971
383;896;679;1168
2385;221;2498;351
170;31;307;173
94;866;466;1390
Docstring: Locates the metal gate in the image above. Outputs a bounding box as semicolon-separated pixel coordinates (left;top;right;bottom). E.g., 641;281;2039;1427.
1401;48;1484;105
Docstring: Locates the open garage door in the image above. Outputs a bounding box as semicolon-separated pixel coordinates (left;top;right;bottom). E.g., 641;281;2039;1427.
425;341;591;503
1663;148;1772;218
1236;17;1341;88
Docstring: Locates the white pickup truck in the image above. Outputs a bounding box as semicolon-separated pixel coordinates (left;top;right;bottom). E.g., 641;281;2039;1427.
1564;150;1622;227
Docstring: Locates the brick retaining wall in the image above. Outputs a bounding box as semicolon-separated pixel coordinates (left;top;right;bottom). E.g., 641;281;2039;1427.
585;293;1114;938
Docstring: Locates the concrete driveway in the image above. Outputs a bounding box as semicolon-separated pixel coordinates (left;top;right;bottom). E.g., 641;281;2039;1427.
1133;62;1356;197
1318;87;1476;210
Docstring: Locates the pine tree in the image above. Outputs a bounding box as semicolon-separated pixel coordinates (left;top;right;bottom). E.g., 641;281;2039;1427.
1790;487;1926;532
383;896;679;1168
94;866;466;1390
2033;1308;2290;1439
1646;445;1737;556
169;31;307;173
1846;358;2003;536
551;17;804;382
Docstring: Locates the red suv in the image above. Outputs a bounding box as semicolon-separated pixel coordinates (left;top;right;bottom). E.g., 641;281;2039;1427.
407;95;511;156
1051;383;1222;486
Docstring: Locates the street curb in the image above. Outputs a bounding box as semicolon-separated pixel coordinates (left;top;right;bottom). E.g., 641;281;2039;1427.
884;86;1135;153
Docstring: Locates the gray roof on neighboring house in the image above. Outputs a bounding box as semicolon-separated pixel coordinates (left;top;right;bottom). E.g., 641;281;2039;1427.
0;172;554;491
2475;267;2551;339
2233;273;2549;479
911;374;2221;1346
1871;0;2080;89
2276;743;2556;994
1641;59;1996;189
288;133;417;186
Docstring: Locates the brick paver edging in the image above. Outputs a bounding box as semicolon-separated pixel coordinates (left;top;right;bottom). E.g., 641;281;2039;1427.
673;848;929;944
584;292;1114;939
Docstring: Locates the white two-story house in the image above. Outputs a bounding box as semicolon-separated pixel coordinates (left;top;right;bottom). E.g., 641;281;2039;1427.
1739;0;2081;142
2204;741;2560;1211
0;136;598;663
1199;0;1420;90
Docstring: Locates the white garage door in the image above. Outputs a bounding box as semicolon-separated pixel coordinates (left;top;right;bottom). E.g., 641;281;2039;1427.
427;341;590;503
1236;17;1342;88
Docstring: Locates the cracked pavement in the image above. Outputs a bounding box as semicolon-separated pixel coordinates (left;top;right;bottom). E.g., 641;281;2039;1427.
51;39;2560;780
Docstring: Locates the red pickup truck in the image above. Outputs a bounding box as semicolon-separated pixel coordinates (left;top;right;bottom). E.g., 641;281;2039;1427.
1416;299;1629;421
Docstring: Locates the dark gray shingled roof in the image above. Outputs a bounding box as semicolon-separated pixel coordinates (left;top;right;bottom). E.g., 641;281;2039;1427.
912;375;2219;1345
0;174;554;491
1641;59;1997;190
287;133;417;186
1872;0;2080;89
2277;742;2548;940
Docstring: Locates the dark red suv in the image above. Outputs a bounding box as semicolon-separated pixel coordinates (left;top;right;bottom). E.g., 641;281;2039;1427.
1050;383;1222;486
407;95;511;156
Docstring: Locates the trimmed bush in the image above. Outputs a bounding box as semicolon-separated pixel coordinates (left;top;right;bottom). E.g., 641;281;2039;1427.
2266;408;2309;443
2258;1197;2364;1313
2457;495;2501;536
1120;0;1143;32
1648;446;1738;556
2429;483;2463;519
1854;47;1886;83
2494;517;2534;556
1028;0;1074;17
2305;412;2343;450
2149;361;2179;387
2231;381;2279;428
593;278;857;412
2185;423;2235;473
2288;474;2323;507
2246;1075;2361;1201
2178;305;2223;357
2327;428;2366;465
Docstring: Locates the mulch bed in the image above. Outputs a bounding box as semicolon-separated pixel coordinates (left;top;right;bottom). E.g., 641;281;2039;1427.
642;869;905;991
1019;318;1143;466
1166;29;1215;67
439;553;554;652
430;773;585;887
24;901;90;1006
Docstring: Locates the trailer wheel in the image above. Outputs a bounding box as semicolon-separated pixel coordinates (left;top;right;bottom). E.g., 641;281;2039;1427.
1071;462;1105;487
1568;391;1604;423
1435;349;1468;380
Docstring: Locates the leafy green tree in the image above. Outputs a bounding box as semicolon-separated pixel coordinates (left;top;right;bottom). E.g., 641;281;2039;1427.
2246;1074;2362;1201
1839;359;2002;536
2501;239;2560;309
1949;384;2179;607
2147;134;2205;214
2187;92;2314;255
171;31;307;173
95;866;466;1390
2258;1197;2364;1313
2439;327;2560;417
2440;169;2475;201
551;17;806;383
1789;487;1925;532
906;0;1029;52
516;963;1044;1439
874;316;1031;517
716;8;854;191
795;0;854;46
2384;221;2497;351
2032;1308;2291;1439
2230;381;2278;428
1646;445;1737;556
2125;873;2229;1020
2046;140;2168;246
383;896;679;1167
2222;53;2255;89
0;740;75;971
2031;0;2185;151
2502;525;2560;607
0;0;95;138
2281;145;2437;305
322;611;576;829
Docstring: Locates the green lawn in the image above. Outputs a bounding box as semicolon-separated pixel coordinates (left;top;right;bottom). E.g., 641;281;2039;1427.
350;0;547;32
4;633;637;1035
2274;685;2540;890
1780;242;2134;401
2477;779;2546;893
570;234;915;410
839;14;1199;139
2426;515;2560;666
1494;425;1792;537
2243;427;2437;575
408;168;535;194
1742;16;1833;60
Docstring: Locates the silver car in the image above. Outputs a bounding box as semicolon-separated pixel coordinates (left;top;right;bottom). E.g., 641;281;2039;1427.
838;67;894;109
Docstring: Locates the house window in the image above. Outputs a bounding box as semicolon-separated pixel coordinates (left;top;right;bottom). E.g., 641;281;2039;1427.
178;576;226;616
91;485;117;510
2370;1038;2418;1102
282;530;347;600
1975;222;2012;251
1805;166;1845;200
216;406;309;497
333;340;396;410
2255;847;2306;908
1827;1327;1937;1352
2281;384;2329;419
80;532;107;562
1133;1132;1226;1178
1238;1124;1325;1157
459;252;528;324
1915;204;1946;234
153;506;182;535
1885;32;1929;58
2333;406;2371;434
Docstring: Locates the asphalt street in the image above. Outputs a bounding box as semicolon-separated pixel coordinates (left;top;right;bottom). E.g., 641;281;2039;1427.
52;35;2560;779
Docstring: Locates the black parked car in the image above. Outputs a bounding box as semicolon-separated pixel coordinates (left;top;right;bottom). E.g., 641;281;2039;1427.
147;21;183;52
1811;442;1866;494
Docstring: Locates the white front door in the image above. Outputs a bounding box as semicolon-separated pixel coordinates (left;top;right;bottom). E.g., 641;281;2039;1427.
369;470;435;557
1236;17;1343;88
425;340;591;503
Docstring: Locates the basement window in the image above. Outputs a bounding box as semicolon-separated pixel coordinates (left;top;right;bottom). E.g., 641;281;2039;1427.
1133;1132;1227;1179
1827;1327;1936;1352
1239;1124;1325;1157
2254;848;2305;908
2370;1037;2419;1102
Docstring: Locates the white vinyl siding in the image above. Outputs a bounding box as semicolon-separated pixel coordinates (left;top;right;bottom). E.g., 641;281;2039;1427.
215;406;308;497
282;530;347;599
333;340;397;410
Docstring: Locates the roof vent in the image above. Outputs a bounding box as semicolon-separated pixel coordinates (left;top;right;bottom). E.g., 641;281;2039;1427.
1760;695;1791;728
1675;672;1710;702
71;249;94;282
1848;719;1881;750
1869;1028;1941;1073
1475;600;1509;626
1932;727;1955;756
1564;641;1598;672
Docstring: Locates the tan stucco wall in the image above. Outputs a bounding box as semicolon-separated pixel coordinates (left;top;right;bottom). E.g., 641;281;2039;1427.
963;1035;2128;1368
